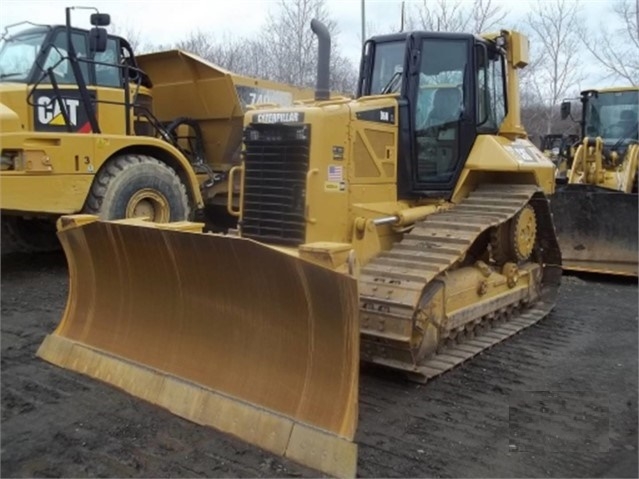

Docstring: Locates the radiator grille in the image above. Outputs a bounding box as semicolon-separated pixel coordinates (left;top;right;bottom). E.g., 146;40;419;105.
241;124;310;245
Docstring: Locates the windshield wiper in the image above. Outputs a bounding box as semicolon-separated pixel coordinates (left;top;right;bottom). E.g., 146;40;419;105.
611;121;639;150
0;72;23;80
381;70;402;95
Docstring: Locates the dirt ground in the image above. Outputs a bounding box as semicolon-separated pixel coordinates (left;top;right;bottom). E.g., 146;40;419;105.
1;250;637;478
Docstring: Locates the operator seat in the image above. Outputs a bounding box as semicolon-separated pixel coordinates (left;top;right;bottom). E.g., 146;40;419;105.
417;87;462;181
617;109;638;138
425;87;462;128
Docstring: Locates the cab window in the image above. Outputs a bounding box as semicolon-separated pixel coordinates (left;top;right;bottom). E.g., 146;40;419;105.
414;38;467;185
0;30;47;82
369;41;405;95
41;30;89;84
94;38;121;87
476;44;506;132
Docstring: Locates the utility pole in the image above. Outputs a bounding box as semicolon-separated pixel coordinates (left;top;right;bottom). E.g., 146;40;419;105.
361;0;366;45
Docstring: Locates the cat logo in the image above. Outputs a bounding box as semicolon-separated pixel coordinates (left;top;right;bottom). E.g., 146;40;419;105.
253;111;304;123
33;90;96;133
37;96;80;126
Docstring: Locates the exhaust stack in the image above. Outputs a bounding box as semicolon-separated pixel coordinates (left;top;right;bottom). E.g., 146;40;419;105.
310;19;331;101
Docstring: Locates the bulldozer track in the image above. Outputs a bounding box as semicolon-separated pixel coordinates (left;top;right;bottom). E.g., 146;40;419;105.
359;183;562;381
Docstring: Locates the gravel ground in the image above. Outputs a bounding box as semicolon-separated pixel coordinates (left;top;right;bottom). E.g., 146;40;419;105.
1;250;637;478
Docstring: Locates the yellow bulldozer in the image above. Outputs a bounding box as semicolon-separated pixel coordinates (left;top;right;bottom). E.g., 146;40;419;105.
36;19;562;478
552;87;638;276
0;8;313;252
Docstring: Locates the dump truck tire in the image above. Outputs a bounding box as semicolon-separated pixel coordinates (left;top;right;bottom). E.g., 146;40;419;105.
85;154;190;223
1;216;60;254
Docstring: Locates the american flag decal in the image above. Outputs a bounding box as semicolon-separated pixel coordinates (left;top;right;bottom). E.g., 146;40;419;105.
328;165;343;182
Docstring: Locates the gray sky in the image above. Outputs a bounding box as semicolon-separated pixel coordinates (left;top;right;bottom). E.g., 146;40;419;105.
0;0;616;88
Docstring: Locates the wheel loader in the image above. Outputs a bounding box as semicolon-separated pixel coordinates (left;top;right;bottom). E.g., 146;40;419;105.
0;7;314;253
552;87;638;276
36;20;562;478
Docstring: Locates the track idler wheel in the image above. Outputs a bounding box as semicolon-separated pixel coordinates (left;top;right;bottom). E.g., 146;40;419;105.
491;204;537;264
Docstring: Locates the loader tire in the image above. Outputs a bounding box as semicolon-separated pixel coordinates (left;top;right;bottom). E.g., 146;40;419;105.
1;216;60;254
85;154;190;222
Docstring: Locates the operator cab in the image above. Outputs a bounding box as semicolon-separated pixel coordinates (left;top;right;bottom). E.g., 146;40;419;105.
0;25;149;89
581;89;638;147
358;31;507;200
0;9;152;136
560;88;639;159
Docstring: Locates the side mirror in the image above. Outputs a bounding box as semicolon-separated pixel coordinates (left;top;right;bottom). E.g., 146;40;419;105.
89;27;107;53
560;101;571;120
90;13;111;26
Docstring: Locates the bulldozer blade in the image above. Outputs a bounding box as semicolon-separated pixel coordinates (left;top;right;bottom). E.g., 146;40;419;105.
550;185;638;276
37;215;360;478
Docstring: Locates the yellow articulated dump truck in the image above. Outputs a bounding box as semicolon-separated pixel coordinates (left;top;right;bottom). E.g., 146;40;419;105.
0;8;313;252
37;20;562;478
552;87;638;276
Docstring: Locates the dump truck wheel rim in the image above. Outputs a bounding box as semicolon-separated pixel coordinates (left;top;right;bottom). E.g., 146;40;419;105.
126;189;170;222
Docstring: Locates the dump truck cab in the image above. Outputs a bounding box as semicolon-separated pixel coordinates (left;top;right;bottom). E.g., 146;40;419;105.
0;21;150;136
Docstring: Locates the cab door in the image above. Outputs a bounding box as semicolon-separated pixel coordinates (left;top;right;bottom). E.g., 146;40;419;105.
406;35;476;198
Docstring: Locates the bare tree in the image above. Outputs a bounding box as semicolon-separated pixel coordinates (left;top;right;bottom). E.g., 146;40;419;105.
261;0;358;93
582;0;639;85
173;30;217;61
471;0;508;33
121;0;359;93
167;31;269;79
109;22;144;53
407;0;508;33
523;0;585;134
226;38;273;79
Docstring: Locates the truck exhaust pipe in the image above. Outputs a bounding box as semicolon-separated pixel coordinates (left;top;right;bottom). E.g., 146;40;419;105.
310;19;331;101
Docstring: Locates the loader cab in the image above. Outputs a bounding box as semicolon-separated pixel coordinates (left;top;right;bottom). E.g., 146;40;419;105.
358;31;507;200
0;10;152;135
579;89;638;150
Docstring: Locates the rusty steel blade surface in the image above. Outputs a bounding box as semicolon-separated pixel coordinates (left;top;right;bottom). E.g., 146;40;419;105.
550;185;638;277
37;217;360;477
